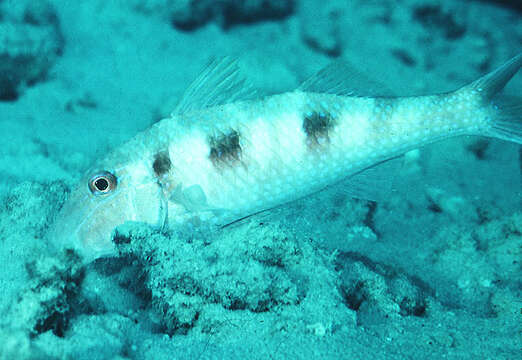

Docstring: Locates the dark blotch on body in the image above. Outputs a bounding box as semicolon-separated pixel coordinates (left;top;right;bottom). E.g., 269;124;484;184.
209;130;242;165
303;111;335;146
153;151;172;176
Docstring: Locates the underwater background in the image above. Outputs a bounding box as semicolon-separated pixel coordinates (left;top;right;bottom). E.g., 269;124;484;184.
0;0;521;359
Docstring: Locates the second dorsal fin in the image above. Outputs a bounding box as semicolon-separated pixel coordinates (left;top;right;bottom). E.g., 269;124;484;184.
299;61;396;97
173;57;258;116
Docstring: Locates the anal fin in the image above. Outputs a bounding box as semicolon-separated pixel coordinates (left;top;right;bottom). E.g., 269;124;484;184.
339;156;405;202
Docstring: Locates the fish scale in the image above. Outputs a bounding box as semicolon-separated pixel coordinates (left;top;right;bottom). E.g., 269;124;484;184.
161;92;476;222
114;89;483;228
47;54;522;261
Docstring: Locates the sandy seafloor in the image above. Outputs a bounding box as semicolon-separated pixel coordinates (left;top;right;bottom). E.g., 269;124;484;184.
0;0;521;359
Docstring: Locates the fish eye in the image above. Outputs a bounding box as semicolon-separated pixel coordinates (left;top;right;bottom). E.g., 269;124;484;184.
88;171;117;196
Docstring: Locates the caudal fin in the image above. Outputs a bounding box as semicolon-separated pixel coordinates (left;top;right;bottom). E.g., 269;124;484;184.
487;98;522;144
470;53;522;144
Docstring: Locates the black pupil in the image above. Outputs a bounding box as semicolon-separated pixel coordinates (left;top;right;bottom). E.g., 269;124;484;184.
94;177;109;191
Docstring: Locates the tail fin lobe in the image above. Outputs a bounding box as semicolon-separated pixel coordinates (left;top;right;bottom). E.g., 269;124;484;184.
469;53;522;144
489;99;522;144
470;53;522;102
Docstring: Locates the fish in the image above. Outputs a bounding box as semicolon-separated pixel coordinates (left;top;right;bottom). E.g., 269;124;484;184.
47;54;522;263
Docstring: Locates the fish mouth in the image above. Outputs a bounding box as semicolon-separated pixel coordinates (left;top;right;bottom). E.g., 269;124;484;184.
47;183;165;263
46;190;121;262
46;211;117;263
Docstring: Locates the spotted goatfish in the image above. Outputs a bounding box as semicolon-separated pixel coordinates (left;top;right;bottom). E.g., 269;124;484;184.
48;54;522;262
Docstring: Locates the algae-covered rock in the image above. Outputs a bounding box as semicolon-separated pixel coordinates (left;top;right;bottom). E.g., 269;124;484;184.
425;186;478;223
0;0;63;100
115;220;307;334
1;181;69;238
429;212;521;316
129;0;294;29
0;327;48;360
298;0;342;57
0;181;83;339
0;181;71;320
2;250;83;337
337;253;431;326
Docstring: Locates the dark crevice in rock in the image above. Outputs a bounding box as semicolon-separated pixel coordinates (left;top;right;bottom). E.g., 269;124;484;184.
171;0;295;31
412;4;466;40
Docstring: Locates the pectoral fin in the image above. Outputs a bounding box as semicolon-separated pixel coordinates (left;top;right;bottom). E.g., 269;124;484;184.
170;184;209;212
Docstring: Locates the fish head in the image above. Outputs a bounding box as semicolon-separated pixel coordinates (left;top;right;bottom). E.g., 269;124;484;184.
48;162;164;262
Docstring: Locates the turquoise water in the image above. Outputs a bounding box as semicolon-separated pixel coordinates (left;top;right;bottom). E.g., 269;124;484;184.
0;1;520;359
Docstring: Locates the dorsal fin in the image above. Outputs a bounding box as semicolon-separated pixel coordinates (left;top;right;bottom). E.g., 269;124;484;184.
299;61;396;97
173;57;258;116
